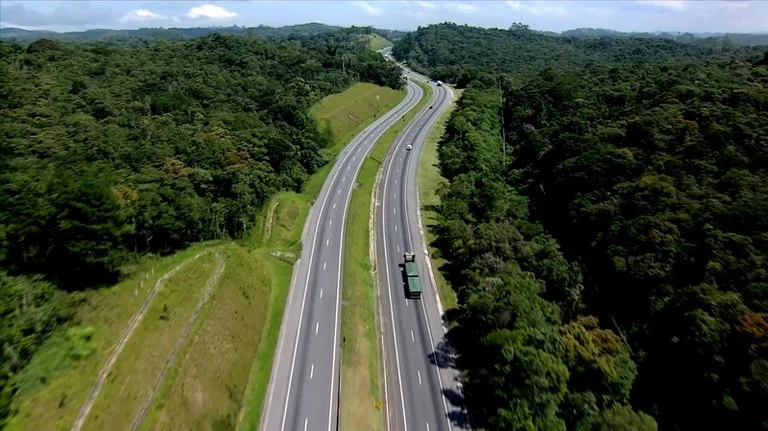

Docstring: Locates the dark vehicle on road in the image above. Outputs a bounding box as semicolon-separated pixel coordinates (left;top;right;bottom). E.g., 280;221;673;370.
403;252;422;298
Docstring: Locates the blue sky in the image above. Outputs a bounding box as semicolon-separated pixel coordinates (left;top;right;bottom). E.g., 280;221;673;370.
1;1;766;34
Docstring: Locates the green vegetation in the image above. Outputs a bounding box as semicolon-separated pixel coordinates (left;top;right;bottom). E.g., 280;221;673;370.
0;30;405;428
392;23;765;86
4;80;404;431
340;81;430;431
416;88;462;312
400;23;768;431
143;244;270;431
363;33;393;51
5;244;216;430
0;24;409;46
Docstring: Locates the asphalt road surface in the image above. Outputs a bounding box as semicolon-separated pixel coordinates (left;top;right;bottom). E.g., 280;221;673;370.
375;76;470;431
260;80;424;431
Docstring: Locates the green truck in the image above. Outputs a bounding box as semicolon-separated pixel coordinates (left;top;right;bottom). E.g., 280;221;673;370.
403;252;422;299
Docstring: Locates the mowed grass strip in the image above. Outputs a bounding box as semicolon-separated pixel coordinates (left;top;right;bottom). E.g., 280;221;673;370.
363;34;393;51
5;243;219;431
236;82;406;430
416;88;463;312
340;82;431;431
83;252;219;430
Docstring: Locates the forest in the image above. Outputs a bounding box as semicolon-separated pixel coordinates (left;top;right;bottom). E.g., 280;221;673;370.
401;24;768;430
393;22;766;86
0;24;409;46
0;32;401;425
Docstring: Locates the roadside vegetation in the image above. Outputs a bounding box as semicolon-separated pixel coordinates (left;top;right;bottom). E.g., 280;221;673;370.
363;33;393;51
396;23;768;431
0;29;405;429
340;81;431;431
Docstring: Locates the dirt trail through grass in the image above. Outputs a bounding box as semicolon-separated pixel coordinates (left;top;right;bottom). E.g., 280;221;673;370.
70;252;205;431
130;250;226;430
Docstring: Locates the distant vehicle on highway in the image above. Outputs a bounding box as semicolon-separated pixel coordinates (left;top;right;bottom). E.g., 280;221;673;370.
403;252;422;298
429;105;433;109
436;80;443;87
405;144;413;150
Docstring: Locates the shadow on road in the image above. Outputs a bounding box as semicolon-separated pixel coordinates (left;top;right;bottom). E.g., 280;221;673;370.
427;335;456;369
444;387;471;428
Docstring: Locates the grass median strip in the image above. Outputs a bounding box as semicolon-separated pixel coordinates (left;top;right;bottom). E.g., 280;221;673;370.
340;81;431;431
416;88;463;312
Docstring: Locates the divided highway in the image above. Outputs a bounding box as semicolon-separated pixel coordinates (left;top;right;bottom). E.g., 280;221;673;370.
260;80;424;431
375;75;469;431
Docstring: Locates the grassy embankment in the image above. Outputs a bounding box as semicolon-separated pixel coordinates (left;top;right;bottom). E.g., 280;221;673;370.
363;33;393;51
340;81;431;431
416;88;463;312
6;82;405;431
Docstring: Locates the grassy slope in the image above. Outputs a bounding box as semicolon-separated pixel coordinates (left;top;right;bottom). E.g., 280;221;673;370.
6;244;220;431
7;82;405;431
364;34;393;51
416;88;463;312
341;82;431;431
85;253;219;430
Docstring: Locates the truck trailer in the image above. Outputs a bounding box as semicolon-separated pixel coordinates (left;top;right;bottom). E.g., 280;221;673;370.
403;252;422;299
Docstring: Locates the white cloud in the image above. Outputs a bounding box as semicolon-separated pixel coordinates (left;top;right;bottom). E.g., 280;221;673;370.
415;1;436;9
350;1;383;15
186;4;238;19
635;0;686;11
445;2;476;13
506;1;568;15
120;9;165;23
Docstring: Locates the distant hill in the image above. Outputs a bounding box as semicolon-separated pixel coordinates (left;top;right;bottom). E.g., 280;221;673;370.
0;23;407;45
561;27;768;46
392;23;766;86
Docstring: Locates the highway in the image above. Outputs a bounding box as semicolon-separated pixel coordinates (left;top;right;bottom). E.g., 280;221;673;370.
375;74;470;431
260;79;424;431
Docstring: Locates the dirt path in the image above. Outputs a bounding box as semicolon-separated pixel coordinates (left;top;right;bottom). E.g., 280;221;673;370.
71;253;205;431
130;250;226;431
263;199;279;243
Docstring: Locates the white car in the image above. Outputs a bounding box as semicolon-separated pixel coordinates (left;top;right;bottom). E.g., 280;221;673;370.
405;144;413;150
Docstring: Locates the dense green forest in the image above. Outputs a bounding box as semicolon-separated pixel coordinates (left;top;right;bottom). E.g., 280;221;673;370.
393;23;766;86
0;23;408;46
0;32;400;425
561;27;768;47
413;24;768;430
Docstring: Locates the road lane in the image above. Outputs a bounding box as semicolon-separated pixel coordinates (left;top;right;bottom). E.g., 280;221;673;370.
376;76;470;431
261;80;424;431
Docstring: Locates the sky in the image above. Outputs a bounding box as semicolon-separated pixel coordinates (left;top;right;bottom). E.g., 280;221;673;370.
0;1;766;34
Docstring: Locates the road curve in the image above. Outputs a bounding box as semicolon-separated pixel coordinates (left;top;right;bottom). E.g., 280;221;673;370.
375;75;470;431
260;80;424;431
